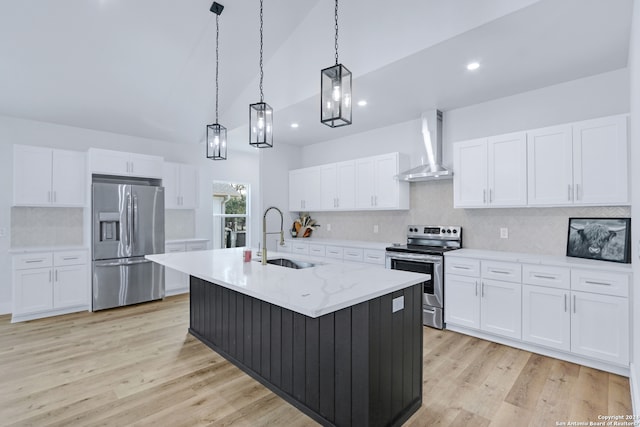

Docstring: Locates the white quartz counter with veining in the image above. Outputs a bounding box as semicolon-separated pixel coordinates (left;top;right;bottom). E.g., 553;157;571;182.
147;247;428;318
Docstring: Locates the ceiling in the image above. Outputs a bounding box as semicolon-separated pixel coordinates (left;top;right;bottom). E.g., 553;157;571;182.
0;0;633;153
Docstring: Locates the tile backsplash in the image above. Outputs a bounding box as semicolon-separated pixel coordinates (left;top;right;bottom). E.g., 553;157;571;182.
11;207;84;247
165;209;195;240
310;180;630;256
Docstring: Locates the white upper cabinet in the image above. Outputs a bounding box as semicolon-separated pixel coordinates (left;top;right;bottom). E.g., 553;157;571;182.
320;161;355;210
289;167;321;211
291;153;408;212
13;145;86;207
356;153;409;210
88;148;163;178
163;162;198;209
455;115;629;209
572;116;628;205
527;125;575;206
453;133;527;208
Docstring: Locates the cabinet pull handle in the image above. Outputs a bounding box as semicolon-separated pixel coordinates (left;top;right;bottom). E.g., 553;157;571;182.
489;189;492;203
533;274;556;280
564;294;567;312
475;281;478;296
573;295;576;313
454;265;470;270
568;185;572;201
489;269;510;275
130;162;134;174
584;280;611;286
481;281;485;297
576;183;580;201
25;259;44;263
62;256;79;260
483;190;486;203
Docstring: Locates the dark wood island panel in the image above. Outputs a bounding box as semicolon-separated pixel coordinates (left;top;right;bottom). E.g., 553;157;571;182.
189;276;423;427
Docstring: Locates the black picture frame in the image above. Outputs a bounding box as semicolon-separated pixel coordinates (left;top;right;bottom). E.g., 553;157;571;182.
566;217;631;263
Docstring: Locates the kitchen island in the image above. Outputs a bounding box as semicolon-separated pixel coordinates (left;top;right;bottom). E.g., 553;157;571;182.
147;248;428;427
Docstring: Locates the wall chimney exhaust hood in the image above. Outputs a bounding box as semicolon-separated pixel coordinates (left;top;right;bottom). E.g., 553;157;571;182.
396;110;452;182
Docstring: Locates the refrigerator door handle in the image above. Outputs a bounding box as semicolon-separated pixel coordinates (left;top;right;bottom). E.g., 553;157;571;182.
127;192;133;251
95;258;151;267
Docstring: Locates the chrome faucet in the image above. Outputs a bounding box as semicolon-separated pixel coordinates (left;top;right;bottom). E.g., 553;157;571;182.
262;206;285;265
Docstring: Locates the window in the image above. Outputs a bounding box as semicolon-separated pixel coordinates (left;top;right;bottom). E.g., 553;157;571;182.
212;182;249;249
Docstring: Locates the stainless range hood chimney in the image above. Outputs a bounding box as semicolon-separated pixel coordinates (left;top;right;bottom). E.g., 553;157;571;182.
396;110;452;181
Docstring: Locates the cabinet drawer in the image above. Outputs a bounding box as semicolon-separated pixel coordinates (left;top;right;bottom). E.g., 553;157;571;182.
165;243;186;253
54;251;87;266
363;249;385;265
13;253;53;270
325;246;344;260
482;261;521;283
445;258;480;277
571;268;629;297
522;264;570;289
309;244;325;257
186;242;207;251
343;247;364;262
291;242;309;255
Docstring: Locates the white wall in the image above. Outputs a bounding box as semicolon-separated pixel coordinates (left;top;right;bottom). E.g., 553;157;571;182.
629;0;640;412
0;115;260;314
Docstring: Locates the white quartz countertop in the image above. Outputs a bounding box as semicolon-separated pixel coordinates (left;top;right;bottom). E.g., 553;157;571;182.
446;249;632;272
147;247;428;318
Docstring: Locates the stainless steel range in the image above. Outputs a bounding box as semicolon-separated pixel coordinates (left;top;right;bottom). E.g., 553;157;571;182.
385;225;462;329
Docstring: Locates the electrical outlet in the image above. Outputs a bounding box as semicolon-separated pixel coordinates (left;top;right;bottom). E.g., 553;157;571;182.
500;227;508;239
373;225;379;233
326;224;331;231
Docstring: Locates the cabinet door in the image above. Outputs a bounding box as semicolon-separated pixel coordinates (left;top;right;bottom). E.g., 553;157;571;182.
90;149;130;175
13;268;53;315
527;125;573;206
52;149;86;206
355;157;375;208
480;279;521;339
572;116;628;205
289;169;305;211
163;162;180;209
13;145;53;206
320;164;338;210
522;285;570;351
571;291;629;365
129;153;163;178
487;132;527;207
289;168;320;211
453;139;487;208
373;154;400;208
336;160;356;209
444;274;480;329
53;264;88;308
179;164;198;209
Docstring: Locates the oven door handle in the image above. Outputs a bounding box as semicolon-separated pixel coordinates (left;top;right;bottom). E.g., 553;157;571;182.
385;252;443;263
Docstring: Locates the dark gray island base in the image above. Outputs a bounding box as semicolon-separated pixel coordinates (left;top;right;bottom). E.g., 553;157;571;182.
189;276;423;427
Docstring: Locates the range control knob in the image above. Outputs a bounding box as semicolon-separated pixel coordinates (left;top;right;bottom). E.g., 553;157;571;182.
447;229;452;233
453;229;458;234
441;229;446;233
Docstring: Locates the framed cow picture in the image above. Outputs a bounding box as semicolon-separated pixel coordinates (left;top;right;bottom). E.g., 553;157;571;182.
566;217;631;263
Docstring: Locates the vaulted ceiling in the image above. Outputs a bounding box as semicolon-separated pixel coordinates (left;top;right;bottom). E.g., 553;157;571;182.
0;0;633;152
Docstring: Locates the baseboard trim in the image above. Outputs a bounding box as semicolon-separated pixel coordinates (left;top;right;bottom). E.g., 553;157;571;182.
631;363;640;415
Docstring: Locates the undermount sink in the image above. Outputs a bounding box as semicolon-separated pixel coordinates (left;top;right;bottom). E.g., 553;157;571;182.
261;258;318;269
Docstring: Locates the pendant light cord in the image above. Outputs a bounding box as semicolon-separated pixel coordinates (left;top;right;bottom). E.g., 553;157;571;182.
259;0;264;102
215;14;220;122
334;0;339;65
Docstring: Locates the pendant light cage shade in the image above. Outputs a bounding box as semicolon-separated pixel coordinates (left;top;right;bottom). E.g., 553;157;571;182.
321;64;352;127
206;123;227;160
249;102;273;148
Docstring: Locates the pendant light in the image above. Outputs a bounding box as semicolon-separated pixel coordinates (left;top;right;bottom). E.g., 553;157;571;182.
249;0;273;148
207;2;227;160
321;0;351;127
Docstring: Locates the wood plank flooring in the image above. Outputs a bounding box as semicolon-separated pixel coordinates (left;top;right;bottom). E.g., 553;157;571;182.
0;294;631;426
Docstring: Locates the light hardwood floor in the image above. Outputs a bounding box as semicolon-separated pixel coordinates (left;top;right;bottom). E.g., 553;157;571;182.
0;294;631;426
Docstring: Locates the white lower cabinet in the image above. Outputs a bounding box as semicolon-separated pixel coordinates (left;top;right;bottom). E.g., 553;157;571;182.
446;252;631;373
165;240;209;295
12;250;89;322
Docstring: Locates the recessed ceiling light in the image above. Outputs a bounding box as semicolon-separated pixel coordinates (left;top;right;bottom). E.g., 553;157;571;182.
290;123;299;128
466;62;480;71
357;100;367;106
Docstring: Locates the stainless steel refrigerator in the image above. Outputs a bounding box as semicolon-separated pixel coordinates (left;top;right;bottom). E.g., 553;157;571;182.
92;178;165;311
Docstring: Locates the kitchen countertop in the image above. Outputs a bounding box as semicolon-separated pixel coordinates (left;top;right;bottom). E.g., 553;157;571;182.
9;246;89;254
166;238;210;244
147;247;428;318
446;248;632;272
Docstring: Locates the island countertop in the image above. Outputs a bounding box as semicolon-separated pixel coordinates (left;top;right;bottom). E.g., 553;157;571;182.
147;247;428;318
